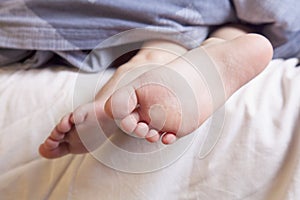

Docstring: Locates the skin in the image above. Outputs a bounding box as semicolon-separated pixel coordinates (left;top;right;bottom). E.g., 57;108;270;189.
39;25;273;159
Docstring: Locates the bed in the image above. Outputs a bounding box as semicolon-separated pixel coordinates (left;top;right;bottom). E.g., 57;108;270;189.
0;58;299;200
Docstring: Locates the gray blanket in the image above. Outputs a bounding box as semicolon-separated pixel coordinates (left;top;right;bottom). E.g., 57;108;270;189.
0;0;299;72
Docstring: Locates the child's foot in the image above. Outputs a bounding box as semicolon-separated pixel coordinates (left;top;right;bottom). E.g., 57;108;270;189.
105;34;273;144
39;40;187;158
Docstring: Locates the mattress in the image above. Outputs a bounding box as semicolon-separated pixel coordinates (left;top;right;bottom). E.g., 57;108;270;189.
0;58;299;200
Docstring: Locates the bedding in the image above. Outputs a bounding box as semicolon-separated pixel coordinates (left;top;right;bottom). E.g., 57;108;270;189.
0;58;299;200
0;0;299;72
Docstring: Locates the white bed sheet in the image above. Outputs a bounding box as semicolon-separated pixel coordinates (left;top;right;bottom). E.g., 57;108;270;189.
0;59;299;200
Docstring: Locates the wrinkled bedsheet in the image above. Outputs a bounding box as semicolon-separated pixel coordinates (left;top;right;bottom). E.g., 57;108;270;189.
0;58;299;200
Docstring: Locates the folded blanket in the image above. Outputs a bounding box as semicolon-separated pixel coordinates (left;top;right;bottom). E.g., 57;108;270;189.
0;0;299;71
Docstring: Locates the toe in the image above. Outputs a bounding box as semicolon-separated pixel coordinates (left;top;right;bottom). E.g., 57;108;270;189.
105;86;138;119
57;113;73;132
49;114;73;141
39;142;70;159
43;138;60;150
161;133;177;144
49;128;65;141
71;104;91;124
146;129;160;143
120;111;139;133
133;122;149;138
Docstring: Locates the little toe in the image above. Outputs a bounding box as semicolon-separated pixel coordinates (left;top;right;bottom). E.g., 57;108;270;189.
146;129;160;143
39;142;70;159
161;133;177;145
134;122;149;138
120;111;139;134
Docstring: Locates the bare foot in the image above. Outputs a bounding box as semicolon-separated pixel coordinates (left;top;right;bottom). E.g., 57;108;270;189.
104;34;273;144
39;40;187;159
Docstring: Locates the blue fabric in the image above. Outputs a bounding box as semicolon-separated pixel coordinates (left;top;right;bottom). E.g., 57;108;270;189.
0;0;299;72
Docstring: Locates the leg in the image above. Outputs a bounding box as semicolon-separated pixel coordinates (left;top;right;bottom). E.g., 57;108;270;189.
105;27;273;144
39;40;187;158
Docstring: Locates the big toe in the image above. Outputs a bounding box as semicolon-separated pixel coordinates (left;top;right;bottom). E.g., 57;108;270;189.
105;85;138;120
